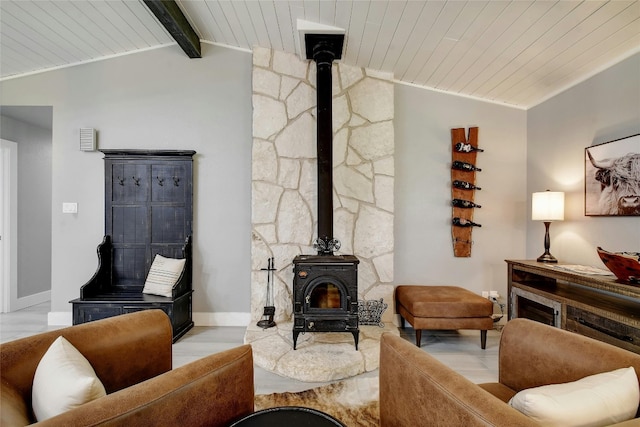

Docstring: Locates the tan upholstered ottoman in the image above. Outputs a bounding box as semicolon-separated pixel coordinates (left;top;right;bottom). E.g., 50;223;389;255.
395;285;493;349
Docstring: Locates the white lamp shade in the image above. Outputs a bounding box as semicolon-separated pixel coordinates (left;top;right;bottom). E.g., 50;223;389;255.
532;191;565;221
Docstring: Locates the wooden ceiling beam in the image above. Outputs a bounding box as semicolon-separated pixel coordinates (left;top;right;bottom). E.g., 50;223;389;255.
143;0;201;58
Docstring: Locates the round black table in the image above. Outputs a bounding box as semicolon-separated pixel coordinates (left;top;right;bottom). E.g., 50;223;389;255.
230;406;346;427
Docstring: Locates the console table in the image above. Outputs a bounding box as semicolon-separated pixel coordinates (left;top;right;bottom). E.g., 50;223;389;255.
506;260;640;354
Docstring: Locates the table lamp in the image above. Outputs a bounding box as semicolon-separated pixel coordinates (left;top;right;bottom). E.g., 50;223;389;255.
532;190;564;263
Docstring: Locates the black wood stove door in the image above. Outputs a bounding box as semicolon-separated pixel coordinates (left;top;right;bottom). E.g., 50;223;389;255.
292;255;359;350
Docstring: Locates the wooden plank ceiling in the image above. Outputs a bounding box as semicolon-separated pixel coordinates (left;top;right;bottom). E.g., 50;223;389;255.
1;0;639;109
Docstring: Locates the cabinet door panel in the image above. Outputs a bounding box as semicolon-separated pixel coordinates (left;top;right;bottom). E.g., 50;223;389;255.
111;206;148;244
151;206;187;243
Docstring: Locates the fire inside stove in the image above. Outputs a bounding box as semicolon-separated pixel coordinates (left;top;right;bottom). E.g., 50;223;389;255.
310;283;341;308
293;255;359;350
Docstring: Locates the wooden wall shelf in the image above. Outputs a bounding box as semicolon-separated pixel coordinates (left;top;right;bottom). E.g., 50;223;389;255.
451;127;481;257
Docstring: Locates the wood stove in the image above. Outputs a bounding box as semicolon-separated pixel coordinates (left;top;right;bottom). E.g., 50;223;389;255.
293;255;359;350
291;33;359;350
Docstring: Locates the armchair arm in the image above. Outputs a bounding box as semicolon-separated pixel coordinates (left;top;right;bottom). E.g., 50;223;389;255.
379;333;536;427
499;318;640;392
34;345;254;427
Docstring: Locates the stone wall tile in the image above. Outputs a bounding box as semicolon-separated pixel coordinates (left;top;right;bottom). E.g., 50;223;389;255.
252;181;283;223
280;75;299;100
299;159;318;223
278;158;301;189
332;94;350;131
334;209;355;254
354;205;394;258
349;78;394;122
350;121;394;160
333;128;348;166
356;163;373;179
273;50;308;79
349;114;367;127
373;157;394;176
374;175;394;212
364;68;394;80
357;259;378;295
286;82;315;119
276;190;313;244
252;139;277;182
339;63;364;90
253;68;281;98
339;196;360;214
346;147;363;166
251;232;271;270
274;112;316;158
253;46;271;67
334;165;374;203
253;94;287;139
254;224;277;244
372;253;394;283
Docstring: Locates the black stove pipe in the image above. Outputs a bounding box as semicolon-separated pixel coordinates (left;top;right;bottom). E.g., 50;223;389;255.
305;34;344;255
313;43;335;250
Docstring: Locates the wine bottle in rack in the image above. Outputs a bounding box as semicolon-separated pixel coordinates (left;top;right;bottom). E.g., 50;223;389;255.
454;142;484;153
451;199;482;208
452;160;482;172
452;217;482;227
452;180;481;190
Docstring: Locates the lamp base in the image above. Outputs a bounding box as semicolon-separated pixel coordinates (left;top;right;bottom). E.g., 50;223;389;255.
537;252;558;263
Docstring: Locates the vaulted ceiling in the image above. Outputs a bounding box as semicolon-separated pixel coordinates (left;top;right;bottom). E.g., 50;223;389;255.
1;0;639;109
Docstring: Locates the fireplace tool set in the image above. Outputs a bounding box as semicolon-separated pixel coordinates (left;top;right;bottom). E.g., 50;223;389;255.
257;257;276;329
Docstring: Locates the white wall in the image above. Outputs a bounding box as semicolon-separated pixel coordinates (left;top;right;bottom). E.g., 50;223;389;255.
0;44;253;318
0;114;52;301
394;85;528;299
527;53;640;266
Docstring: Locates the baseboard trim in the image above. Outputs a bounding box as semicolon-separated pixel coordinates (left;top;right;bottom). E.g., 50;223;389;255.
48;311;252;327
193;312;251;327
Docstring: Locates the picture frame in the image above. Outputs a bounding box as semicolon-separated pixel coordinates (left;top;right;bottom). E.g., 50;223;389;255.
585;133;640;216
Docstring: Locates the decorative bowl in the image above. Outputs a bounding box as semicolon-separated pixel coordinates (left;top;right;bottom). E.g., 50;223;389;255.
597;247;640;284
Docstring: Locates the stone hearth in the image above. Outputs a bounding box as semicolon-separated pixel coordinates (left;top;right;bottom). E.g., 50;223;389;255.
246;322;398;382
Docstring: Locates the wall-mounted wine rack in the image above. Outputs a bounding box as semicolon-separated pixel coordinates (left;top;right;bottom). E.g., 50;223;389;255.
451;127;482;257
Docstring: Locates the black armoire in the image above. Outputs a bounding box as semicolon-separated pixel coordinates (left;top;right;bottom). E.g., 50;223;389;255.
70;150;195;341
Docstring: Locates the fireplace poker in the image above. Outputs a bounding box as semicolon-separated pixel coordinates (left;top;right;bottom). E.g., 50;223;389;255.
257;257;276;329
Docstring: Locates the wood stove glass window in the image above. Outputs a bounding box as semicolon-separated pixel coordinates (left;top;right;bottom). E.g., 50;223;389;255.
309;283;341;309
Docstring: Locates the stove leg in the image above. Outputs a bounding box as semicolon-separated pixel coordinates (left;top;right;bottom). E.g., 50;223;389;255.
293;331;300;350
352;331;359;350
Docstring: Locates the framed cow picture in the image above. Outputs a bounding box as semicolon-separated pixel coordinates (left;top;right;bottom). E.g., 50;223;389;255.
585;133;640;216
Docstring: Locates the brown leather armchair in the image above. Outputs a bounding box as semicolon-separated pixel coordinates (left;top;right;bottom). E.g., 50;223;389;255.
1;310;254;426
380;318;640;426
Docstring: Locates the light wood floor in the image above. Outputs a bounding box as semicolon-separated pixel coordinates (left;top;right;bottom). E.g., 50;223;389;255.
0;302;499;395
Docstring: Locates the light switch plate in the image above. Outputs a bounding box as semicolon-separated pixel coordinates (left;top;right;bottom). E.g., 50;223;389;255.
62;202;78;214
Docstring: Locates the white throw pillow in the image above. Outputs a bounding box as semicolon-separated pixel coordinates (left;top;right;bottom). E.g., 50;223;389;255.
32;336;106;421
509;366;639;427
142;254;186;297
